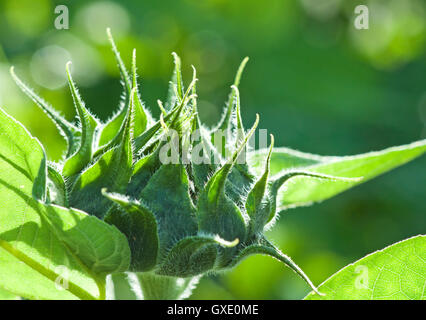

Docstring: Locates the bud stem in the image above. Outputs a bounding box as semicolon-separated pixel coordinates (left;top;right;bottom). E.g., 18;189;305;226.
133;273;200;300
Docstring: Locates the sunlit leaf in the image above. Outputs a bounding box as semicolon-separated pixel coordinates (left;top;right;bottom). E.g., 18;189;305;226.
305;235;426;300
249;140;426;210
0;108;130;300
0;287;19;300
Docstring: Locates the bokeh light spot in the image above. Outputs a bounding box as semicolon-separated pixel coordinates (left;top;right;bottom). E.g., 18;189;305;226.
30;45;71;90
77;1;130;44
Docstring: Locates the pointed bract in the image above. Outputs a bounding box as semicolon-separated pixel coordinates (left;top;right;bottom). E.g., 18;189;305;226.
246;134;274;236
69;96;134;218
212;57;249;158
63;62;99;177
215;57;249;133
197;115;259;265
131;49;151;136
165;52;184;111
103;190;159;272
98;28;133;147
10;67;80;157
264;171;361;229
139;164;198;258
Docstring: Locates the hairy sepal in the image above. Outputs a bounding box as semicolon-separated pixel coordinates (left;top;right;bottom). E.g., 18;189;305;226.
69;97;134;218
103;190;159;272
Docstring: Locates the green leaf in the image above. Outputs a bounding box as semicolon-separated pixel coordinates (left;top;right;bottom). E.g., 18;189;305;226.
0;108;47;202
0;108;130;299
107;28;132;95
10;67;80;158
32;150;47;202
62;62;99;177
0;287;20;300
305;235;426;300
103;191;159;272
43;205;130;275
249;140;426;210
70;101;134;219
162;72;197;140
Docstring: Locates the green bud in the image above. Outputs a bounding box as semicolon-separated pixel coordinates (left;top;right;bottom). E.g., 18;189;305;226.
12;29;357;297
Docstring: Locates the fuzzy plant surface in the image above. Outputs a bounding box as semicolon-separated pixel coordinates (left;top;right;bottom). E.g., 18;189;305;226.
0;29;425;300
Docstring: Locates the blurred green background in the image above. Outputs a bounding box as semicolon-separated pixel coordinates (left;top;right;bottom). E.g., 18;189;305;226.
0;0;425;299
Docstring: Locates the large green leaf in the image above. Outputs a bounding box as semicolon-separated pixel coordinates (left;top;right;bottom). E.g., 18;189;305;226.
0;287;19;300
305;235;425;300
249;140;426;209
0;108;130;299
249;147;325;176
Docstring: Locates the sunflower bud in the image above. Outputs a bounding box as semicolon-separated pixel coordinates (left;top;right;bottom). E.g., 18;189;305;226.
10;29;349;299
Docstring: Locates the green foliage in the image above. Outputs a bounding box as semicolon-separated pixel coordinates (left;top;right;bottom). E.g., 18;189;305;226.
249;141;426;210
0;30;425;300
0;108;130;300
0;288;19;300
305;235;425;300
